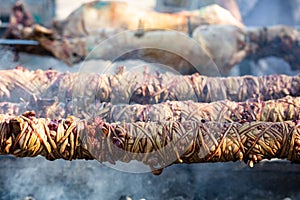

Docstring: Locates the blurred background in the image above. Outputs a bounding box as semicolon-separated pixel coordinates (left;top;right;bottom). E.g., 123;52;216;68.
1;0;300;75
2;0;300;25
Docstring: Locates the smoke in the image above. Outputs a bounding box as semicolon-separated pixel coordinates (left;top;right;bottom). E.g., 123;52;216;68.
1;44;300;200
1;156;300;200
1;0;300;198
0;47;16;69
